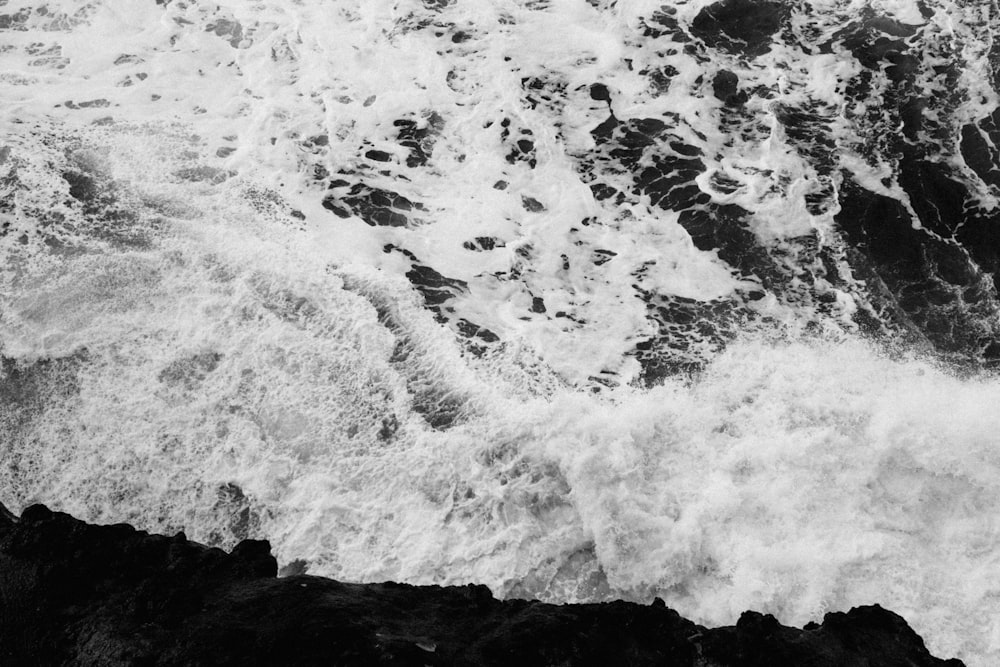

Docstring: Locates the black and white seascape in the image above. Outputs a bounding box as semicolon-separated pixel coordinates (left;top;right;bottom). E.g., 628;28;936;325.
2;0;1000;663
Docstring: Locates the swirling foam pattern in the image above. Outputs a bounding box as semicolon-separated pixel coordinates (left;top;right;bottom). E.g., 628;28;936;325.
2;0;1000;663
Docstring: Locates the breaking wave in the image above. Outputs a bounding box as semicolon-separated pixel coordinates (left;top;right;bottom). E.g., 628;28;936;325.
2;0;1000;663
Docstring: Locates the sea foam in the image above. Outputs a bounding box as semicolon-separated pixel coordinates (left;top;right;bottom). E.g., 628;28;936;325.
2;0;1000;664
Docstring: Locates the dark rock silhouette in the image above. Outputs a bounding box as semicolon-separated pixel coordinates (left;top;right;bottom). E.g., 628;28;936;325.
0;503;964;666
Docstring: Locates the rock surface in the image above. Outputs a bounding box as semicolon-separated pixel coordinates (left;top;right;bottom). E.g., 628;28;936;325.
0;504;964;666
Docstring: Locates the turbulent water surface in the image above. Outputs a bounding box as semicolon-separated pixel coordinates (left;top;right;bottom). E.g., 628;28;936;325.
3;0;1000;663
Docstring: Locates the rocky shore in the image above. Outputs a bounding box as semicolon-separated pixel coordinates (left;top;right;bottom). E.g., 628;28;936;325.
0;503;963;666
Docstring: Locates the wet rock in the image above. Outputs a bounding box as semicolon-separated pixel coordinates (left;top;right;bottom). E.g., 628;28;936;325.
699;606;962;667
0;505;964;666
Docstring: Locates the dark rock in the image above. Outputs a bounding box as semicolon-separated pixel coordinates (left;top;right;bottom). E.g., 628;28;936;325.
700;606;963;667
0;505;964;666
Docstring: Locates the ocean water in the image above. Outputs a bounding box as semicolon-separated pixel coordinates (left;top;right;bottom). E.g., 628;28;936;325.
2;0;1000;663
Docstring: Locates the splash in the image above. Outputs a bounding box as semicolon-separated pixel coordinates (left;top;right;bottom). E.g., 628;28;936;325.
3;0;1000;664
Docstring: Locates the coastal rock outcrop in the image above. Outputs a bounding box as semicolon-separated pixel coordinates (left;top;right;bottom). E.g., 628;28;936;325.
0;504;963;666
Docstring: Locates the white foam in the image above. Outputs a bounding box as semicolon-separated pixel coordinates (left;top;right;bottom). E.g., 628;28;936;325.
3;1;1000;665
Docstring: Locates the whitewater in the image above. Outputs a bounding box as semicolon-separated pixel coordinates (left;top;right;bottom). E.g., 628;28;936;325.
2;0;1000;663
